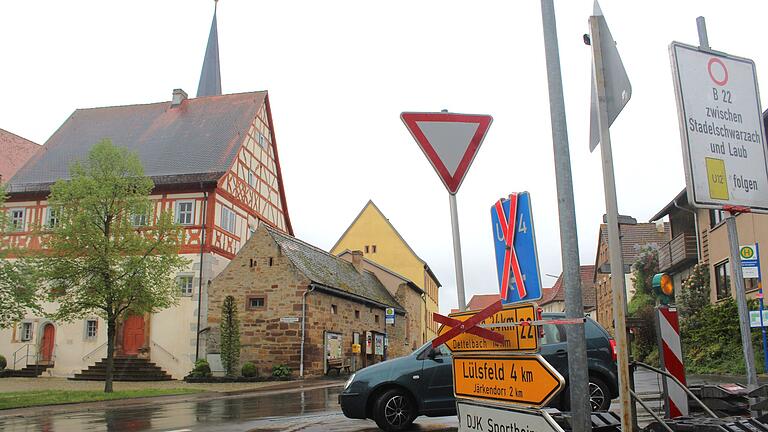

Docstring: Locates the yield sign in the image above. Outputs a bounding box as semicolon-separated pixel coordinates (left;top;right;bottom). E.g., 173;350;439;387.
401;112;492;194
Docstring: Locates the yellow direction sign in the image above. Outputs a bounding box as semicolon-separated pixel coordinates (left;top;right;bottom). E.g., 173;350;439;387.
453;355;564;407
437;303;538;353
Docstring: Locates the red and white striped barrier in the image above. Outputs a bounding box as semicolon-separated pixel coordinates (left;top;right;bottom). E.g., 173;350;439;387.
657;306;688;418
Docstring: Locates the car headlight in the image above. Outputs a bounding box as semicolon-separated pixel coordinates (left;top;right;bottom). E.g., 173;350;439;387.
344;373;356;390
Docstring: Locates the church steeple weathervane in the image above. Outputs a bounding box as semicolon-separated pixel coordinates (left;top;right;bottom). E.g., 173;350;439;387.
197;0;222;97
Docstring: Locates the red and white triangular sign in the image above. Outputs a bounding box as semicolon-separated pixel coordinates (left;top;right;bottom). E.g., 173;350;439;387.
401;112;492;194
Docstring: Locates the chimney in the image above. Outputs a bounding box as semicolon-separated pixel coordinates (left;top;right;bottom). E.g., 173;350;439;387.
350;250;364;273
602;214;637;225
656;220;666;233
171;88;188;108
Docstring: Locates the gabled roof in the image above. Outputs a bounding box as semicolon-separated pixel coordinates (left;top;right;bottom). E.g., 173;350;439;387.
650;188;688;222
0;128;40;182
540;265;596;309
8;91;266;193
266;226;405;313
337;249;424;295
331;200;442;287
594;221;670;276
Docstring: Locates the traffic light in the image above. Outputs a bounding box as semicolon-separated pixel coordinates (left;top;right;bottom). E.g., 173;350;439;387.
652;272;674;305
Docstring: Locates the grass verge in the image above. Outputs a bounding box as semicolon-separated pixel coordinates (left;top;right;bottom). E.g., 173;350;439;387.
0;388;203;410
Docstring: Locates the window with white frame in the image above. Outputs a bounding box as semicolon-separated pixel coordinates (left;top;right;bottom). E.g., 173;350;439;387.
258;132;266;148
221;206;236;233
175;201;194;225
46;207;60;229
247;170;255;187
20;322;32;341
85;319;98;339
132;212;149;227
9;209;25;232
178;275;194;296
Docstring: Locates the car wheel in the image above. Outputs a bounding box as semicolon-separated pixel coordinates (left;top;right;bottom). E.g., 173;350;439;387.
589;376;611;411
373;389;416;432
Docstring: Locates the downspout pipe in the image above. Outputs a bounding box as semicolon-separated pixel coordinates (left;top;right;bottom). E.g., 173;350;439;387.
300;283;316;377
195;189;208;361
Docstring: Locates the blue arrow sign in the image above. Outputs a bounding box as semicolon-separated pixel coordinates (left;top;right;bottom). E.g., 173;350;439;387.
490;192;543;304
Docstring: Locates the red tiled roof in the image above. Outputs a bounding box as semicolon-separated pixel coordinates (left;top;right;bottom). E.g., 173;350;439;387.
467;294;501;311
540;265;596;308
0;128;40;182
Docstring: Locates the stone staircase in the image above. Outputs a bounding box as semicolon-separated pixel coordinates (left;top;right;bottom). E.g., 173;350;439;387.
9;363;53;377
70;356;173;381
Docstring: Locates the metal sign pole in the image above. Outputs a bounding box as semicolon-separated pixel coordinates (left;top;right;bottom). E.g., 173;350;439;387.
757;243;768;373
449;193;468;312
726;212;758;387
590;15;633;432
540;1;590;430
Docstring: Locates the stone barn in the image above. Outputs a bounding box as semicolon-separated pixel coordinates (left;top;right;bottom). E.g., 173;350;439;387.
207;224;408;376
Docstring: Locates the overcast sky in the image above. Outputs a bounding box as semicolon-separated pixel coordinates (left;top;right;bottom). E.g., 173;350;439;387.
2;1;767;313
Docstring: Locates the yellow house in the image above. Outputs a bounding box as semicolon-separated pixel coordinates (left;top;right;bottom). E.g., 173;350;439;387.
331;201;441;341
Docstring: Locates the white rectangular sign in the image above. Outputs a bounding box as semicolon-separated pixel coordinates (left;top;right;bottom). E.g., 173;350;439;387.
750;310;768;328
741;244;759;278
456;400;564;432
670;42;768;212
280;316;300;324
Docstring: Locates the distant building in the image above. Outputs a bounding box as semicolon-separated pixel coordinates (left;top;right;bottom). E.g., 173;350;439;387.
0;128;39;182
331;200;441;340
540;265;596;318
207;225;407;376
450;294;502;313
651;188;768;304
593;216;670;333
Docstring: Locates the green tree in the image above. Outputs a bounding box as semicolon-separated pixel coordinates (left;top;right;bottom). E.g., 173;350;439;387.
0;183;40;328
679;263;710;322
37;140;189;392
220;295;241;376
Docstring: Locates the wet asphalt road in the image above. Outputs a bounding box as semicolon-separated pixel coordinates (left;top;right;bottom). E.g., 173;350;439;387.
0;370;756;432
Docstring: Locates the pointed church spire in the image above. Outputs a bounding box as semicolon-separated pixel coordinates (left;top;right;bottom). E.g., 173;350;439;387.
197;0;222;97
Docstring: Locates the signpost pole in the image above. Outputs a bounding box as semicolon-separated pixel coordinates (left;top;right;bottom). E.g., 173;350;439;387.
449;193;468;312
540;1;590;430
727;213;758;387
757;243;768;373
589;15;633;432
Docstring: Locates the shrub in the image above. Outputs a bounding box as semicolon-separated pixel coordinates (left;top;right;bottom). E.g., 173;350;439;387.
0;354;6;370
272;364;291;377
220;296;241;376
191;359;212;378
241;362;258;378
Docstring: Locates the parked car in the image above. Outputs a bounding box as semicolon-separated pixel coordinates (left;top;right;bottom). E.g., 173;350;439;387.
339;313;618;431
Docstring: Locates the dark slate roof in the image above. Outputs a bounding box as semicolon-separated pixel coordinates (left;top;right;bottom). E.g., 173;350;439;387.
266;227;405;313
596;222;670;269
8;91;266;193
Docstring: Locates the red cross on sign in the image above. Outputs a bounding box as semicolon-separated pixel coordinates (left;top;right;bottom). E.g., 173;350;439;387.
494;193;527;300
431;300;505;348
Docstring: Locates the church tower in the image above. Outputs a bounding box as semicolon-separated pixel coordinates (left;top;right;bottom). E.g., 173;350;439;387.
197;1;222;97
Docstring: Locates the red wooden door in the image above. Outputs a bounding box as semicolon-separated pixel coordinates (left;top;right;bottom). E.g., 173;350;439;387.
40;324;55;362
122;316;145;355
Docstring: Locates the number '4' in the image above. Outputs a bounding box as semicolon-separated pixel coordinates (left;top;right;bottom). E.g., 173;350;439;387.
518;214;527;234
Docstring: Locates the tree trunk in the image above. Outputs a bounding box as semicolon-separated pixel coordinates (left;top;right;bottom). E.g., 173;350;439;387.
104;317;116;393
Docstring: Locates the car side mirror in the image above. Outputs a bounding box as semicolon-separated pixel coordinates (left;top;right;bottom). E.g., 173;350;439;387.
427;348;441;359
